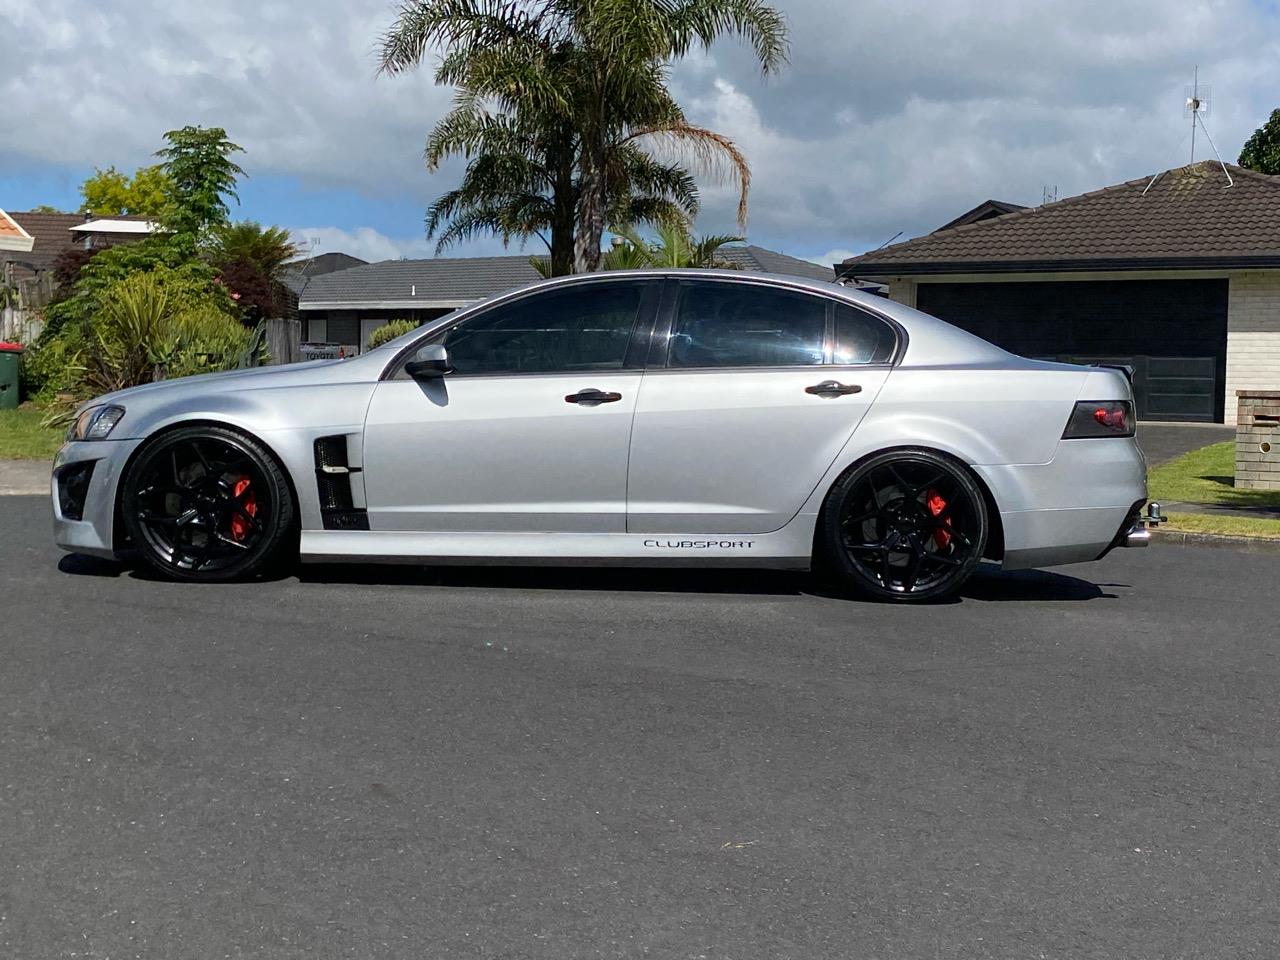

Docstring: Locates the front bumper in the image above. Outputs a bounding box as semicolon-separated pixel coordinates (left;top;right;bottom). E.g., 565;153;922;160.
51;438;145;559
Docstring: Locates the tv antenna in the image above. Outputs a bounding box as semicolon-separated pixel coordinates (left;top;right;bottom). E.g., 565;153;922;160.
1147;67;1232;194
1185;66;1212;163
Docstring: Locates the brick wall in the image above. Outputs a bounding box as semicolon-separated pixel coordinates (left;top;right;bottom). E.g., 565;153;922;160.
1225;272;1280;425
1235;392;1280;490
885;278;915;307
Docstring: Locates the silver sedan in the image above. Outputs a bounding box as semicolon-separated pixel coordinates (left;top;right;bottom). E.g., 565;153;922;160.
52;270;1151;601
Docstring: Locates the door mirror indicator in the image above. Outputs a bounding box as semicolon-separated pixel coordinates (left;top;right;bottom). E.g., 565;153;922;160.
405;344;452;380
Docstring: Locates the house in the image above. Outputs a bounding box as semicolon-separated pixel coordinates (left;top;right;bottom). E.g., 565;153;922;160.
0;210;159;341
0;211;157;280
299;245;837;355
837;161;1280;424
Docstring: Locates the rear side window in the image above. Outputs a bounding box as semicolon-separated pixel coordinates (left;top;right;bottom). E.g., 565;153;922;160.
442;282;646;375
668;281;826;368
834;304;897;365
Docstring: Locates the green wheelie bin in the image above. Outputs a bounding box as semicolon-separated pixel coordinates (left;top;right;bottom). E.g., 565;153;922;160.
0;342;21;410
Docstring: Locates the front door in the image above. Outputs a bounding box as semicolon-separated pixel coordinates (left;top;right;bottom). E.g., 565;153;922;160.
362;279;658;533
627;280;896;535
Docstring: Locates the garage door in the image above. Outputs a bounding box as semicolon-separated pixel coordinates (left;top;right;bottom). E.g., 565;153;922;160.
915;279;1229;422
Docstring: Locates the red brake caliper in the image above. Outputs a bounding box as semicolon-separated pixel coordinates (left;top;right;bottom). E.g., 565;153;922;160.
229;476;258;541
926;489;952;549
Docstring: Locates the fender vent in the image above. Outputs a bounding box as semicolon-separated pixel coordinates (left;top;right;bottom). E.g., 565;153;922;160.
314;436;369;531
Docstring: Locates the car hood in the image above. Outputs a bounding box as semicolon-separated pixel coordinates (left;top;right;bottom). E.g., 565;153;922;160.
82;356;382;411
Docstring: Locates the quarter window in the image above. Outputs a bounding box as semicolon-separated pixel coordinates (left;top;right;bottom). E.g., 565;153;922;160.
668;282;826;368
834;303;896;365
441;282;647;375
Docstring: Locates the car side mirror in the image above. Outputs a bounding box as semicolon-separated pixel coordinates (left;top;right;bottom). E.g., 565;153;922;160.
405;344;452;380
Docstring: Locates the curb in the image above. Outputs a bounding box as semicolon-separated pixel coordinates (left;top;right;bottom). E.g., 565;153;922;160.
1152;528;1280;554
0;460;50;496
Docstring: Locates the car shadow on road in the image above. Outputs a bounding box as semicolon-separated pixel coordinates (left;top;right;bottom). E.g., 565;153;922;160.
58;554;1118;603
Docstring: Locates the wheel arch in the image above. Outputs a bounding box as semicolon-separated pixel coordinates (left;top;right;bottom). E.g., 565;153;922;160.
813;444;1005;563
111;418;303;552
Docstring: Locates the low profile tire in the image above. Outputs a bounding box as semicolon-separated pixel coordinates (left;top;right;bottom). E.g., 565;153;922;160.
820;449;988;603
121;425;295;582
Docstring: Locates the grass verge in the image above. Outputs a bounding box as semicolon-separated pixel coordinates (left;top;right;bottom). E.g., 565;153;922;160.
1161;512;1280;540
0;406;64;460
1148;441;1280;510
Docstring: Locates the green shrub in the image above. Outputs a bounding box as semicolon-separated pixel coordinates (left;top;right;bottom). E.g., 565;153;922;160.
81;270;251;394
367;318;418;350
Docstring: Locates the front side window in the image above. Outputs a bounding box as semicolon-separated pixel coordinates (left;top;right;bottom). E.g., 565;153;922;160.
668;281;826;368
441;282;647;375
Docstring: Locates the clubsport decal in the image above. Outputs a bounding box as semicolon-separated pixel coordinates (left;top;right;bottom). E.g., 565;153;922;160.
643;539;756;549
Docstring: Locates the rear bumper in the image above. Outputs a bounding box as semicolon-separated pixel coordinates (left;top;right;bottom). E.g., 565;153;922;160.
975;437;1147;570
51;438;143;559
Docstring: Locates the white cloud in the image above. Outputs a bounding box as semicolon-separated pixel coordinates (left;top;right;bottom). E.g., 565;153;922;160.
289;226;431;264
5;0;1280;260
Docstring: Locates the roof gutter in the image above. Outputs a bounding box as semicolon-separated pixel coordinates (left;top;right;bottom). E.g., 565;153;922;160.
837;254;1280;279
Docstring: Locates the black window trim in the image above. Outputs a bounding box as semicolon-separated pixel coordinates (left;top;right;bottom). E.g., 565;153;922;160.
649;275;905;371
383;277;662;381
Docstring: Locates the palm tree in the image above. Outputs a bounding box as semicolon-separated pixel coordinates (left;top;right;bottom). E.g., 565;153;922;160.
378;0;787;272
422;105;696;275
206;221;300;319
207;222;300;281
603;221;744;269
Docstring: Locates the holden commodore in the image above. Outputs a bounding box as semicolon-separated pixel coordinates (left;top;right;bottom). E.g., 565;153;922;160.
51;270;1157;602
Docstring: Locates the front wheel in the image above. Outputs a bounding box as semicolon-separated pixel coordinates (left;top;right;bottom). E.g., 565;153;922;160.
820;449;988;603
120;426;295;582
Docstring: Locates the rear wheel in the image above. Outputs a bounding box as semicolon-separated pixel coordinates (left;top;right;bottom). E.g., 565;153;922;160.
821;449;988;603
121;426;295;582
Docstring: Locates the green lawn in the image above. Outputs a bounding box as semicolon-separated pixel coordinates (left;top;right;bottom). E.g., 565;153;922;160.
0;407;65;460
1148;441;1280;509
1148;440;1280;540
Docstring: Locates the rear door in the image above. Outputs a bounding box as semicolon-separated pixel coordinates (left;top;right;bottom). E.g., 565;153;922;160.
626;279;896;535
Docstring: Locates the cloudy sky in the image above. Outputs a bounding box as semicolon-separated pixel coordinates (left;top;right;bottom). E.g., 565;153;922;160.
3;0;1279;266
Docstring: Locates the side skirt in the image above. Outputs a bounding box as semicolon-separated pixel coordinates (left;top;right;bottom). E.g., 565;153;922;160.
299;524;817;569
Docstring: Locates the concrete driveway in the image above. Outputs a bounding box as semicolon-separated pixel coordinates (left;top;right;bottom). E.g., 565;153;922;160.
2;494;1278;959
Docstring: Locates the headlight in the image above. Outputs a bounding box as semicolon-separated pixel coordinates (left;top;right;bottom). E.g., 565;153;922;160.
68;405;126;441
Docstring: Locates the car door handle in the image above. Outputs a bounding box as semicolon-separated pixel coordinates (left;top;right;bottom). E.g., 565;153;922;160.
804;380;862;397
565;388;623;405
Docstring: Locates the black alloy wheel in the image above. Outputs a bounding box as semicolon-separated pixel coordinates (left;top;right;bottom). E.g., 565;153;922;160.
821;449;988;602
121;426;295;582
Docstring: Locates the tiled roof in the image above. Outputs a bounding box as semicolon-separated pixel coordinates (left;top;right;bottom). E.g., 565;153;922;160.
717;244;834;281
299;245;834;307
933;199;1028;233
840;162;1280;276
300;255;544;307
0;209;30;239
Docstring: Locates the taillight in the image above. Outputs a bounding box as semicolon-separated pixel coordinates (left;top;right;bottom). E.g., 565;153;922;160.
1062;400;1134;438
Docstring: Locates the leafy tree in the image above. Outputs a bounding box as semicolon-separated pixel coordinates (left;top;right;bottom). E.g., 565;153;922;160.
155;126;247;235
79;164;174;217
379;0;786;273
1239;109;1280;175
30;204;66;214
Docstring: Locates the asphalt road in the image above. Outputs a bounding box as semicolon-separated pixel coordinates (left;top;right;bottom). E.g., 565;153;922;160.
2;495;1278;960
